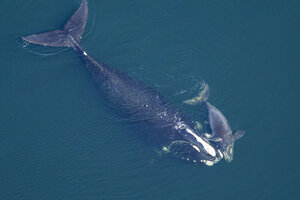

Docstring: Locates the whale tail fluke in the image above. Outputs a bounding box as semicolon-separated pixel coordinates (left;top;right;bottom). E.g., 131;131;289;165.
22;0;88;47
183;84;210;105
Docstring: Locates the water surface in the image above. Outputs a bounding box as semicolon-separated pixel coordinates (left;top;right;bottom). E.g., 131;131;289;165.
0;0;299;199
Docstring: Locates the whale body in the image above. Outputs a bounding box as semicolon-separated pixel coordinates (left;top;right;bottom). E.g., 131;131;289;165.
22;0;244;166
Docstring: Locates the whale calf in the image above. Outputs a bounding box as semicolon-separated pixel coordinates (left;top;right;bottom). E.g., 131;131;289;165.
184;84;245;162
205;102;245;161
22;0;244;166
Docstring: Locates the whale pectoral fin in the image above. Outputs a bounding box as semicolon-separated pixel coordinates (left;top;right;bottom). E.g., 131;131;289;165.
234;130;245;140
183;84;210;105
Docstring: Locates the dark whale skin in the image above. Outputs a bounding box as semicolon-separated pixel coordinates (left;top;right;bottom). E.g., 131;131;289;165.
74;43;190;144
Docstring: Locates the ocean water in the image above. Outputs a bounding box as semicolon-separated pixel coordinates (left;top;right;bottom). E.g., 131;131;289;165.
0;0;299;199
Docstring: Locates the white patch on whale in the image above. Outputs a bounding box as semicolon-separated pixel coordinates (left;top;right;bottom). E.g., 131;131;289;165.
192;145;200;152
218;149;223;159
201;160;214;166
185;128;216;157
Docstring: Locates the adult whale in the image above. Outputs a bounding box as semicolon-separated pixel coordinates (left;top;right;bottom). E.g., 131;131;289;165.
22;0;244;166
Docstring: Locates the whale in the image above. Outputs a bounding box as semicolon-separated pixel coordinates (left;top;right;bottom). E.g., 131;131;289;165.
205;102;245;161
22;0;244;166
184;84;245;162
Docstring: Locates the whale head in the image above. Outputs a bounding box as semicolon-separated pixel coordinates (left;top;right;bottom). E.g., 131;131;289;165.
166;122;224;166
166;139;222;166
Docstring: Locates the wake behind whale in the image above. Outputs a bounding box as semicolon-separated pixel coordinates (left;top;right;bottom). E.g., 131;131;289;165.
22;0;245;166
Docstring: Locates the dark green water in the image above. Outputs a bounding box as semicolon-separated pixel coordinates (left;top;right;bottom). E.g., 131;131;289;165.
0;0;299;199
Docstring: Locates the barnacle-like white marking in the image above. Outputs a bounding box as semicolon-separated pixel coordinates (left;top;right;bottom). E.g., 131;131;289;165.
218;149;223;159
162;146;169;152
192;145;200;152
185;128;216;157
201;160;214;166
